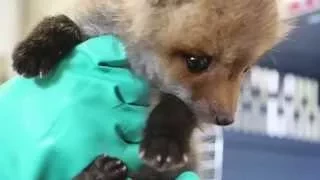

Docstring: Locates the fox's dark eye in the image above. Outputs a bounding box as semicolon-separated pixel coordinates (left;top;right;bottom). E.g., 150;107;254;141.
243;67;250;73
184;54;213;73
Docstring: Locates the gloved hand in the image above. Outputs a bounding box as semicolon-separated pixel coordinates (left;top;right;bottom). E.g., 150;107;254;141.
0;35;199;180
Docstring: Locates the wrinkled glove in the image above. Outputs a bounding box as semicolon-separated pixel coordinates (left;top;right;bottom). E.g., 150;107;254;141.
0;35;199;180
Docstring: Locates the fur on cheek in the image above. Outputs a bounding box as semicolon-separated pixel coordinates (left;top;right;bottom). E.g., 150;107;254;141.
126;42;193;99
126;45;213;124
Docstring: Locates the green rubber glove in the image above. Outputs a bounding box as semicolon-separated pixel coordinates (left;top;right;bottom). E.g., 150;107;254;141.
0;35;199;180
176;171;200;180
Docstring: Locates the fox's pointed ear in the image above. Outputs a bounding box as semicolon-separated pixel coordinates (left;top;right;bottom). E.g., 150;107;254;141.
148;0;191;7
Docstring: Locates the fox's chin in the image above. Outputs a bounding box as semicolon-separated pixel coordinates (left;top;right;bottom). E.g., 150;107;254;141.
191;102;215;125
191;101;235;126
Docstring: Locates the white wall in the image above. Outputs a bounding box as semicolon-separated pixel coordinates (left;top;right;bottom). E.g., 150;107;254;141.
25;0;75;33
0;0;24;77
0;0;23;55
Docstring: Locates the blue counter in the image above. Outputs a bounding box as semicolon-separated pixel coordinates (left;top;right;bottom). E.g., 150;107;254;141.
222;131;320;180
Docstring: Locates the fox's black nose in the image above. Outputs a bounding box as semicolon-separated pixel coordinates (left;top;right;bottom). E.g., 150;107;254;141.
215;114;234;126
210;109;234;126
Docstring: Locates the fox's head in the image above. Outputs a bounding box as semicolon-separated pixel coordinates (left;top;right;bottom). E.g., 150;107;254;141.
70;0;291;125
118;0;292;125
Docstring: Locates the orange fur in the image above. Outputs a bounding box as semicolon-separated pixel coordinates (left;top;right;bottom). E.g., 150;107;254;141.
121;0;291;119
69;0;292;121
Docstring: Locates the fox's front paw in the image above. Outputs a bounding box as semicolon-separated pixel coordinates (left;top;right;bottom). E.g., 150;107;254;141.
75;155;128;180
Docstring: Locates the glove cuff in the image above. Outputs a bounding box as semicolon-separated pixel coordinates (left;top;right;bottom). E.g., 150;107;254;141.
176;171;200;180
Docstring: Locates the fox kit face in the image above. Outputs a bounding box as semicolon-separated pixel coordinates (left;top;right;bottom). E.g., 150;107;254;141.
122;0;291;125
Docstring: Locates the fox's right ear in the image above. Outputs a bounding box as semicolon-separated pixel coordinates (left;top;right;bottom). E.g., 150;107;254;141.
148;0;191;7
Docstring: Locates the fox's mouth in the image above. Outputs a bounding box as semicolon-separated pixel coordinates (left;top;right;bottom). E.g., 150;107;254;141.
158;82;235;126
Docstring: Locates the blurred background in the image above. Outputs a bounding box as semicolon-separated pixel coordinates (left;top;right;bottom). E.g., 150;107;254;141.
0;0;320;180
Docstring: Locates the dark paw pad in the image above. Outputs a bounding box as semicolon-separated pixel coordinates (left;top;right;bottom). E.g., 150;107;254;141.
140;136;189;172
